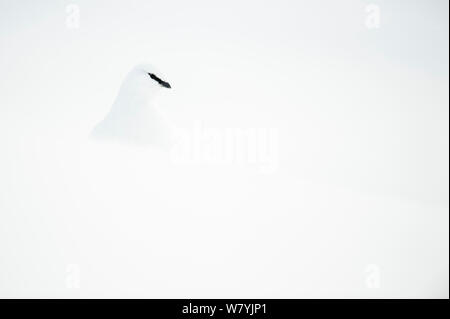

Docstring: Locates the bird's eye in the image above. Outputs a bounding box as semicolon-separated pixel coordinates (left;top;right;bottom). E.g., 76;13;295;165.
148;73;171;89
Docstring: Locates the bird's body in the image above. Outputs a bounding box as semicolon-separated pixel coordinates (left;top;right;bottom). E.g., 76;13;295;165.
91;64;175;149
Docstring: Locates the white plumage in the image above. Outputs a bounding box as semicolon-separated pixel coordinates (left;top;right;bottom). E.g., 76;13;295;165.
91;64;175;149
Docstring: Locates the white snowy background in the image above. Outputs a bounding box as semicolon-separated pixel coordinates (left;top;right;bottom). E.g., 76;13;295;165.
0;0;448;298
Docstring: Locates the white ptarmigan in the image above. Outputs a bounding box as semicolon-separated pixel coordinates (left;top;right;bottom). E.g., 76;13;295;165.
91;64;175;149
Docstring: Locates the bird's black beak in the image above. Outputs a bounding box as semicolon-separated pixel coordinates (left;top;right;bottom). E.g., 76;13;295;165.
160;80;171;89
148;73;171;89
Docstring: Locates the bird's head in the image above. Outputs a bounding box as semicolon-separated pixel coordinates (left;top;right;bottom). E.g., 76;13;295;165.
121;64;172;100
140;64;171;89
